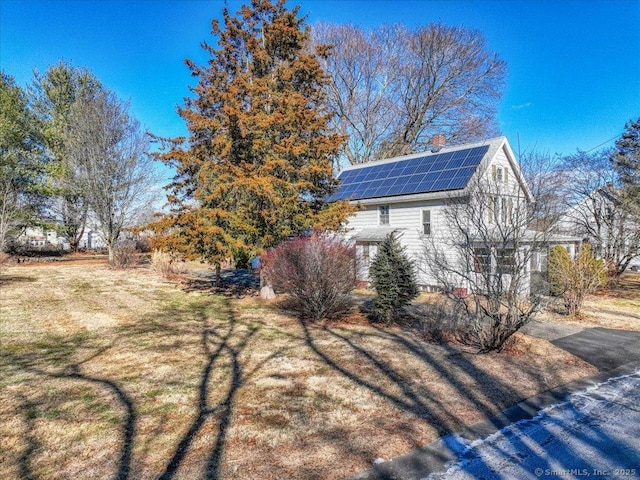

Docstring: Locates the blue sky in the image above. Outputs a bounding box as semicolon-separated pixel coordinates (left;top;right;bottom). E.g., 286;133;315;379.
1;0;639;158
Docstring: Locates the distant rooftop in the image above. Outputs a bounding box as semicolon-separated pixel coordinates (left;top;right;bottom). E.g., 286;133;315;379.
328;141;493;202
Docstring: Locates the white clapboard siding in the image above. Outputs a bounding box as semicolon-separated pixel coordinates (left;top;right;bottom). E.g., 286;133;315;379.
340;137;532;289
344;199;456;286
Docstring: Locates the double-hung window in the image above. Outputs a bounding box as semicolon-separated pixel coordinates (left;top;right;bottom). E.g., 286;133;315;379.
379;205;390;225
473;248;491;273
422;210;431;235
496;248;515;274
362;243;370;267
492;165;508;184
501;197;508;224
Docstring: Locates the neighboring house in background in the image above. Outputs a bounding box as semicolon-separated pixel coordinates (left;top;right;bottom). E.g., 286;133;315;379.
555;187;640;272
15;226;69;250
15;221;108;252
78;225;107;250
330;136;580;292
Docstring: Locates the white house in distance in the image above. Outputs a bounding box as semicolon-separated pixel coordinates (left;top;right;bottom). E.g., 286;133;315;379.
14;222;107;251
330;136;578;292
16;226;67;249
554;187;640;272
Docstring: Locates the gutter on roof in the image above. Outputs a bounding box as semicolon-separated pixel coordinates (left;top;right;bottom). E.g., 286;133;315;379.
349;189;468;206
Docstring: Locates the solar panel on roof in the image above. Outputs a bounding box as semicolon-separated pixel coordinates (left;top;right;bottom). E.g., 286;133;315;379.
328;144;490;202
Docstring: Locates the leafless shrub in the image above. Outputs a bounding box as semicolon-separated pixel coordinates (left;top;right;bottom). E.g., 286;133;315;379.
402;301;460;344
261;234;356;321
549;244;607;317
150;249;186;280
421;168;543;353
111;241;141;269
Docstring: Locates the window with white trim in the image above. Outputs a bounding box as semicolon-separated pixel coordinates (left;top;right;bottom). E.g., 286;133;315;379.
473;247;491;273
362;243;370;267
488;195;494;223
422;210;431;235
496;248;515;274
492;164;507;183
379;205;390;225
501;197;508;224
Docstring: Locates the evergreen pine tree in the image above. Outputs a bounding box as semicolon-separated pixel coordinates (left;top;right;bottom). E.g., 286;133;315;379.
152;0;354;282
369;232;419;322
611;117;640;202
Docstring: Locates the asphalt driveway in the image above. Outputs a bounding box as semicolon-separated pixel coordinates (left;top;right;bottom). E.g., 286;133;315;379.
551;327;640;372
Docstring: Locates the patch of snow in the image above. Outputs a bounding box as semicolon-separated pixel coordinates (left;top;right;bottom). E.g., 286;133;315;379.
428;369;640;479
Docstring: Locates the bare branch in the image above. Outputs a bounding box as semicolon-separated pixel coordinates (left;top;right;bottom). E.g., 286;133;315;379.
313;23;506;165
64;89;160;263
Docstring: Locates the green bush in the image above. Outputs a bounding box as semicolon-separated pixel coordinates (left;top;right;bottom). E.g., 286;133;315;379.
233;248;252;269
368;232;419;323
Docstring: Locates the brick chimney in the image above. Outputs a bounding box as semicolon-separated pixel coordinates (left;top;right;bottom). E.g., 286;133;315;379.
431;134;446;153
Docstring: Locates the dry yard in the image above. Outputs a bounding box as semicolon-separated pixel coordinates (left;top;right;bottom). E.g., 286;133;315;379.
3;261;636;479
538;273;640;331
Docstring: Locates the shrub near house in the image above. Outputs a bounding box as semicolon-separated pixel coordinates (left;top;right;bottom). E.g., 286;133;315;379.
549;244;607;317
368;232;419;323
261;234;356;321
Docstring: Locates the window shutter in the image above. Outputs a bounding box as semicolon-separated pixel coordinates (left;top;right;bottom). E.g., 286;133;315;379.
492;164;497;180
505;169;509;184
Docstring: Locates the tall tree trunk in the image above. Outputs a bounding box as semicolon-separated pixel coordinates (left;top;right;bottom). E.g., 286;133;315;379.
214;262;221;287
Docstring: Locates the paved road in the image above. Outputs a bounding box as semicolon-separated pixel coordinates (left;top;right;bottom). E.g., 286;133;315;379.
351;325;640;480
427;369;640;479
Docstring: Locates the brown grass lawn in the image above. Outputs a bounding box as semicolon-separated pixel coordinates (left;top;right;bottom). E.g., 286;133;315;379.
538;272;640;331
0;261;600;480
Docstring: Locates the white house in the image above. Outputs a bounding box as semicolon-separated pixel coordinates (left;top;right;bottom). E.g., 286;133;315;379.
331;136;576;292
15;226;69;250
78;226;107;250
555;187;640;272
14;222;107;252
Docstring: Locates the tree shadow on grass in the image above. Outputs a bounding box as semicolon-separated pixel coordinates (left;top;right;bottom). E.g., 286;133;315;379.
298;318;597;479
2;293;272;480
158;300;250;480
181;268;259;298
5;340;137;480
0;273;37;286
16;394;40;480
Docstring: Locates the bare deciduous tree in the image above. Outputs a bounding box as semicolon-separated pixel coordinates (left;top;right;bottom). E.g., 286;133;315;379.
313;23;507;165
64;89;158;263
556;150;640;277
519;149;565;230
420;169;542;352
